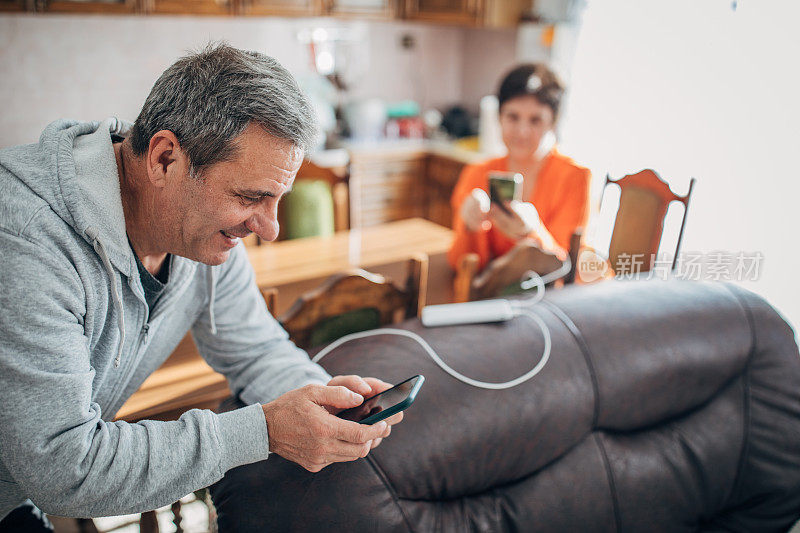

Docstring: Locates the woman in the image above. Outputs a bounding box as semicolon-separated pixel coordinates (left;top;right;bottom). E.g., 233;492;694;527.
448;64;590;271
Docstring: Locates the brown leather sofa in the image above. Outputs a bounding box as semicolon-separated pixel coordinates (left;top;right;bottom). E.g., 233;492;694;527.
210;280;800;532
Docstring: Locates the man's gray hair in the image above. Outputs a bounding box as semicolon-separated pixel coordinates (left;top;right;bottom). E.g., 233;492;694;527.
130;43;317;175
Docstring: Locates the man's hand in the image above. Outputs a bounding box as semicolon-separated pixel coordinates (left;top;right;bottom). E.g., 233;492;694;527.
261;378;401;473
326;375;404;450
489;200;542;241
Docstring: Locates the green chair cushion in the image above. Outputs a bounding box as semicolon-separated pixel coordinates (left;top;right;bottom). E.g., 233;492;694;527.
281;179;335;240
309;307;381;348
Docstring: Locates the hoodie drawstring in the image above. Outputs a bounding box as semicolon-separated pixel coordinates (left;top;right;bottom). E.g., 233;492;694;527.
207;267;217;335
85;227;125;368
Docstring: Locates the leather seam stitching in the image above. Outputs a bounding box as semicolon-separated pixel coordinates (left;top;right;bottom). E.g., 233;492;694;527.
394;440;590;504
594;432;623;532
366;455;416;532
718;283;756;508
542;300;601;428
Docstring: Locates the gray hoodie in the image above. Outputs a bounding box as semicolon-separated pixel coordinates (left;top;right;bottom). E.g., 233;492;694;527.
0;118;331;519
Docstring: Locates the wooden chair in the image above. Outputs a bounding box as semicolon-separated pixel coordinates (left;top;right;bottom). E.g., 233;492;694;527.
276;159;349;241
453;240;566;303
259;286;278;317
296;158;350;232
243;158;348;246
602;169;695;275
278;254;428;350
564;228;584;285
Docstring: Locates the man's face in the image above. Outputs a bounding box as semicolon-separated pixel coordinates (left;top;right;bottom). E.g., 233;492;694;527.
166;124;302;265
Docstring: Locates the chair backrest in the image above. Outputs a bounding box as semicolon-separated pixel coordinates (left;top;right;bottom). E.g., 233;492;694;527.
604;169;694;274
454;240;566;302
242;158;349;246
258;287;278;316
278;255;428;350
564;228;583;285
280;179;336;240
296;159;350;232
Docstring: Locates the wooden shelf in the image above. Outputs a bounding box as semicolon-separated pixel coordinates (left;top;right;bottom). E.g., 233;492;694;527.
328;0;394;19
146;0;234;15
403;0;480;26
19;0;529;27
239;0;320;16
39;0;138;13
0;0;27;11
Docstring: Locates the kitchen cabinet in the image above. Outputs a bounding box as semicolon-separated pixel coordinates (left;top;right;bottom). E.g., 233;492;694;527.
240;0;321;16
425;153;465;228
147;0;232;15
17;0;528;26
328;0;394;18
403;0;478;25
482;0;528;27
348;149;426;228
0;0;26;11
35;0;138;13
403;0;529;27
347;147;469;230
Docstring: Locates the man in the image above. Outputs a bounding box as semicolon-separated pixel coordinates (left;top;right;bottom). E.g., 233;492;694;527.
0;44;401;529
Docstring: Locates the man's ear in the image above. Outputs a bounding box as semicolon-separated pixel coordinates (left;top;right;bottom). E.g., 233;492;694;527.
146;130;190;187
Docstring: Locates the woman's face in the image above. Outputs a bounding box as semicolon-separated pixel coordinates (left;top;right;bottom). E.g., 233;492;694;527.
499;95;554;160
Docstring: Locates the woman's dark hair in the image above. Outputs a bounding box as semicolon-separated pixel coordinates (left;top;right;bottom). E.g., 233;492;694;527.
497;63;565;121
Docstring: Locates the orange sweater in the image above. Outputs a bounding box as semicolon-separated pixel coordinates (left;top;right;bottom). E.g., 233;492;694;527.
448;151;591;271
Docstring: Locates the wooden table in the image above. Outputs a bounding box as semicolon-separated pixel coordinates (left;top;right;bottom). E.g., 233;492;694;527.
248;218;455;314
116;218;455;422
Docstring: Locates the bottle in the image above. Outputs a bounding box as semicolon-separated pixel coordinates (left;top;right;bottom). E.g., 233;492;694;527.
478;95;507;156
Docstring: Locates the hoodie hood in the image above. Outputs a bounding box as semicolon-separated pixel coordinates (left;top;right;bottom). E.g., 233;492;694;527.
6;118;216;366
19;118;139;367
38;117;135;277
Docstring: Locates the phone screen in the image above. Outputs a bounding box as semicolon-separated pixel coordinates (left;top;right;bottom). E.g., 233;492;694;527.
488;172;522;212
337;375;423;423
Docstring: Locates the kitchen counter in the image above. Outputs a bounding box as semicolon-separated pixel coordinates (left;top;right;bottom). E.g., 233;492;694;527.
316;138;495;230
335;138;496;165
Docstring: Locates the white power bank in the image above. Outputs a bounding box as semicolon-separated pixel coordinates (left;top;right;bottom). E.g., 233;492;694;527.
421;299;515;327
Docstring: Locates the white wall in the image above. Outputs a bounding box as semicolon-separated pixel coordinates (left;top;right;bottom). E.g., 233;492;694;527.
560;0;800;330
460;26;518;113
0;14;465;147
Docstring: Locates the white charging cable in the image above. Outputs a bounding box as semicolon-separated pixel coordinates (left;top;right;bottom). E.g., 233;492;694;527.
311;261;568;390
520;255;572;294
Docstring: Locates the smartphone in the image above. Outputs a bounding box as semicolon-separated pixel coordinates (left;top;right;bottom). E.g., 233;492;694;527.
336;375;425;425
488;172;523;215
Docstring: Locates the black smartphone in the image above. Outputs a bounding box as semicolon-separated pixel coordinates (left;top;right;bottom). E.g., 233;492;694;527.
488;171;523;215
336;375;425;425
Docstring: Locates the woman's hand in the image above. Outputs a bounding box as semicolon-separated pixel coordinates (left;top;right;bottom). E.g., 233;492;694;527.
489;200;542;241
460;188;491;232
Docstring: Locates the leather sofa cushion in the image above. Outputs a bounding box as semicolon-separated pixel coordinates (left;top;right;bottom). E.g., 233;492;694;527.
211;280;800;532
